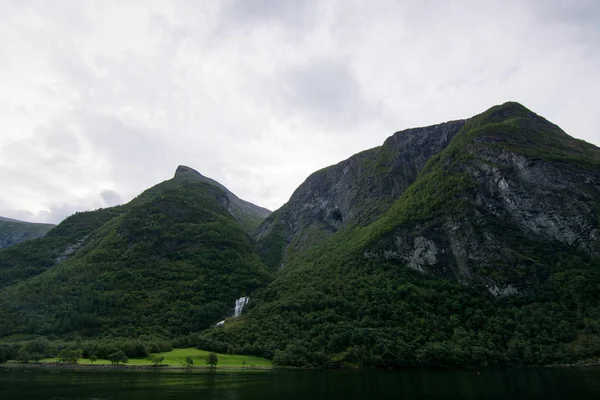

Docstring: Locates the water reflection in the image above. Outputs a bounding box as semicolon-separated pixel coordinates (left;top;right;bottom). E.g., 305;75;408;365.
1;367;600;399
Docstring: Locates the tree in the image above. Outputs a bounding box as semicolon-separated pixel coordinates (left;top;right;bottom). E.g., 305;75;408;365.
185;356;194;367
89;354;98;364
57;349;82;364
150;355;165;366
206;352;218;368
16;350;31;363
108;350;128;365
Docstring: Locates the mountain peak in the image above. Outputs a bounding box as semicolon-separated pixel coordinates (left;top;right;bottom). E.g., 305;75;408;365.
474;101;537;126
174;165;204;179
172;164;271;234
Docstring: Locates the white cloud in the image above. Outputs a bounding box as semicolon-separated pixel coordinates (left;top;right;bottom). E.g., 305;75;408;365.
0;0;598;223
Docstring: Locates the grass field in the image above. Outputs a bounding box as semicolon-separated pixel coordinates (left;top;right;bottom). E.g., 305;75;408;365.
40;348;272;368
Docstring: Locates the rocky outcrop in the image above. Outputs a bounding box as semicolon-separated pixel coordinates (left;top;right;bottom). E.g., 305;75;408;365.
258;102;600;294
256;120;466;267
362;103;600;295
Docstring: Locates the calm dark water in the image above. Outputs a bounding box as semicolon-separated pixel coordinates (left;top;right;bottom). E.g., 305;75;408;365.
1;367;600;399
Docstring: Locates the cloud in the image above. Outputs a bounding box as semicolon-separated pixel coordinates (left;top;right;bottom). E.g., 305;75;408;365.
278;58;382;127
99;190;123;207
0;0;598;224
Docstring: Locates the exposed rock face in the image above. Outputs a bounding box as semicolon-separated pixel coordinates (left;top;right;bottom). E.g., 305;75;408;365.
258;102;600;295
256;120;466;267
0;217;55;249
175;165;271;234
364;105;600;295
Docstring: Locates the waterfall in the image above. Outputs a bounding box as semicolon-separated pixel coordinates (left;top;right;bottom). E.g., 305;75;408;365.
215;296;249;327
234;296;249;317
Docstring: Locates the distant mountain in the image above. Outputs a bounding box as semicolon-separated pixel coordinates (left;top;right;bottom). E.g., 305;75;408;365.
0;216;55;250
0;166;271;338
204;102;600;368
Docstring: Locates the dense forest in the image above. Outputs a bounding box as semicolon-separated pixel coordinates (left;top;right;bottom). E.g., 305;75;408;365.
0;171;271;350
1;103;599;368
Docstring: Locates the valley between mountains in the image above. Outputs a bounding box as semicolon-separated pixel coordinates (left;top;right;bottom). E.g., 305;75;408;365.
1;102;599;368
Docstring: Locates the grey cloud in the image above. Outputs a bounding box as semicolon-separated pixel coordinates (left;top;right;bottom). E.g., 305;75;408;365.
219;0;317;29
0;201;99;225
278;58;382;127
99;189;123;207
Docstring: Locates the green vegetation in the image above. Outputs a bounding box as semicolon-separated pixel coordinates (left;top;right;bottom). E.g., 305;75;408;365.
0;172;271;339
151;354;165;366
201;247;600;368
0;207;124;289
198;102;600;368
0;104;599;370
206;352;218;368
460;102;600;169
18;347;272;368
57;348;82;364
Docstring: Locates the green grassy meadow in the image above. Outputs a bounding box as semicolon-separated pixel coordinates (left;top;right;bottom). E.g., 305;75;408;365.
40;348;272;368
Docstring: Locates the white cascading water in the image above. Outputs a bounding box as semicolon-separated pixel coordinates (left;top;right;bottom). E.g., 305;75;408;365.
234;296;249;317
216;296;249;327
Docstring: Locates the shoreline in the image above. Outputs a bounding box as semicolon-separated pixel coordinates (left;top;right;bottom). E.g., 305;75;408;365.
3;361;600;373
0;361;273;372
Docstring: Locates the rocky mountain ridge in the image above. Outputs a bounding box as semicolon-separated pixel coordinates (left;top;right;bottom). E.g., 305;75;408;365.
255;120;466;268
256;102;600;295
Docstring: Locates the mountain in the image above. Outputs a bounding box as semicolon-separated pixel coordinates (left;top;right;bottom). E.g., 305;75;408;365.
254;120;466;269
175;166;271;234
0;217;55;250
203;102;600;368
0;166;271;339
1;102;599;369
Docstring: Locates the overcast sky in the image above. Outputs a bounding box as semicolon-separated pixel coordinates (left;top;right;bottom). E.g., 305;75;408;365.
1;0;599;224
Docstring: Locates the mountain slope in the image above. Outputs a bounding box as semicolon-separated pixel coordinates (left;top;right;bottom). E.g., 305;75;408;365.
176;165;271;234
0;208;126;290
255;120;466;269
0;217;55;250
0;166;272;339
360;102;600;293
202;102;600;367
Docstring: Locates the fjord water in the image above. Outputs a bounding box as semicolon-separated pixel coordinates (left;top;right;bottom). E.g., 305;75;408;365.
2;368;600;399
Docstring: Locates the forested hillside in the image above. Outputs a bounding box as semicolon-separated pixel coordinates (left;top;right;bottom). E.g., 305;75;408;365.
0;167;271;340
1;103;599;369
200;103;600;367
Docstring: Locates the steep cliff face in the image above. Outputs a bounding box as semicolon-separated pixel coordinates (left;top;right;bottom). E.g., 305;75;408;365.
363;103;600;294
256;102;600;291
0;217;55;250
255;120;466;268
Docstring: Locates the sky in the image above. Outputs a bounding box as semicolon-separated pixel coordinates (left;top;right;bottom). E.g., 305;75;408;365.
1;0;599;224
